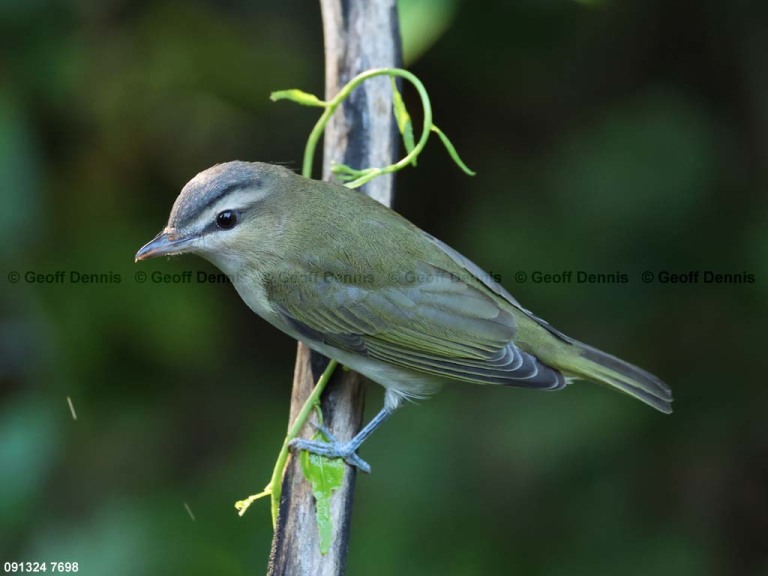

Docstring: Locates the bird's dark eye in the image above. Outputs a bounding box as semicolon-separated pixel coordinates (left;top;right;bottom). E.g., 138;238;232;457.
216;210;237;230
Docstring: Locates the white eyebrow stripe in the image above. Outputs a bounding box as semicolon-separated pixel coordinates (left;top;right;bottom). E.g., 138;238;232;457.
185;186;268;232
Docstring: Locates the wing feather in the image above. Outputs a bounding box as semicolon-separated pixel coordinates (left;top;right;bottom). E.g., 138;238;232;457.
271;258;564;391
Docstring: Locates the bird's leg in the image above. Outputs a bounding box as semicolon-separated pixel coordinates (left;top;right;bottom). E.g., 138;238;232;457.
289;405;395;473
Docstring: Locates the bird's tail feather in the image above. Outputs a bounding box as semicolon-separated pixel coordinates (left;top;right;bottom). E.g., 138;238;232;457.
565;342;673;413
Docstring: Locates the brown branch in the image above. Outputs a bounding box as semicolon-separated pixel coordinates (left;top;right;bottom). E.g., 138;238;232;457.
266;1;401;574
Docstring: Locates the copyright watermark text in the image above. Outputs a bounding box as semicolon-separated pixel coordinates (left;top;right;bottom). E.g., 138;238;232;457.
6;268;756;287
8;270;123;284
513;270;755;285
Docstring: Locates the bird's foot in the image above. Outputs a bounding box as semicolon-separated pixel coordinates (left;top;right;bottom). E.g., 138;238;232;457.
288;423;371;473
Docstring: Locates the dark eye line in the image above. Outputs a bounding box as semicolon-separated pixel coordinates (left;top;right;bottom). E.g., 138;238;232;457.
199;178;262;213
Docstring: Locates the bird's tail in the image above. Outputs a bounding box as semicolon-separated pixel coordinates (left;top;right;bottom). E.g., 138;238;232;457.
564;341;673;413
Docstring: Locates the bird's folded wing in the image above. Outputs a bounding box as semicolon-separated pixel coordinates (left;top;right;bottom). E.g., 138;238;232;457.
271;263;564;390
422;232;573;343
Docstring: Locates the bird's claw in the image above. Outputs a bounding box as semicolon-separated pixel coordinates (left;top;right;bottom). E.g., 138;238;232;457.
289;428;371;473
311;422;338;443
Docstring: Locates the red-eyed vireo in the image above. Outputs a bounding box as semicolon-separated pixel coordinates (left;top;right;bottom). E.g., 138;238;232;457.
136;161;672;472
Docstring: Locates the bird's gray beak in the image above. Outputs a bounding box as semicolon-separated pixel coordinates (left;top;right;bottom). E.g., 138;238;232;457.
135;229;194;262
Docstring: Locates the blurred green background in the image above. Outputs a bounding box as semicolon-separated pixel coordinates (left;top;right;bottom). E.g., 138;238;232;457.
2;0;767;574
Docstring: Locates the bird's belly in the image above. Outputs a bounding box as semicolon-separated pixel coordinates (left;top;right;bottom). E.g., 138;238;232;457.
298;339;444;409
230;276;443;407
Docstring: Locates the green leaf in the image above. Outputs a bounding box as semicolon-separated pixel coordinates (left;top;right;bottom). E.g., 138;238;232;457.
300;434;345;555
431;125;476;176
398;0;460;64
390;78;416;165
270;89;327;107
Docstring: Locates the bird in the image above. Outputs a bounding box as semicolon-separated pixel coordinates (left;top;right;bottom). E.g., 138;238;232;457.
135;161;672;472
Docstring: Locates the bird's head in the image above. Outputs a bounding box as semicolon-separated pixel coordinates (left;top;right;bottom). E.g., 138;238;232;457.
135;161;296;275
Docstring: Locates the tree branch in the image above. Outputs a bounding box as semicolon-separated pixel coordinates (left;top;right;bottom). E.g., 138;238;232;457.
266;1;401;574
